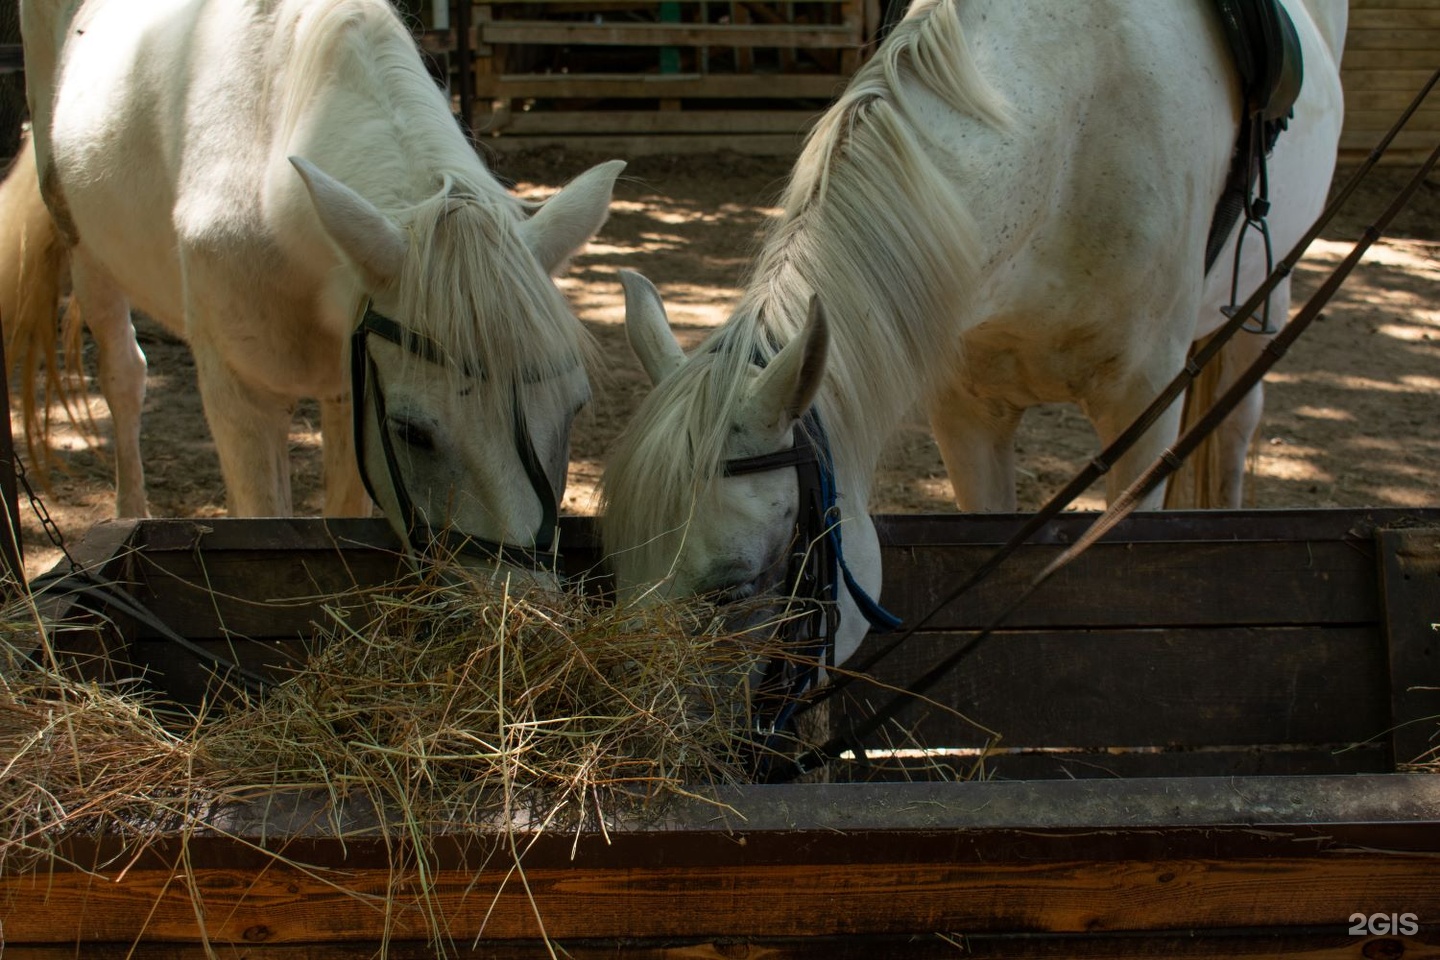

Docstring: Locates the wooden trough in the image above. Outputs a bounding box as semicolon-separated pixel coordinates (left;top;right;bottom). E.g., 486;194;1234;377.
4;506;1439;957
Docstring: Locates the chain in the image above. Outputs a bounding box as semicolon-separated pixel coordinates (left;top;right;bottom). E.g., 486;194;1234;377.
12;453;80;574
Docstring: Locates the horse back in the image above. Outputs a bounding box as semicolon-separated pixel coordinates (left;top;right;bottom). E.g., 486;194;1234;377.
28;0;433;342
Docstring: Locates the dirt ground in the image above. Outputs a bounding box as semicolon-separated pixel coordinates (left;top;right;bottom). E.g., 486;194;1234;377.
10;150;1439;581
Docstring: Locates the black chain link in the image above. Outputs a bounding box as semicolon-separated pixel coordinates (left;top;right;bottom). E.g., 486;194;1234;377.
12;453;80;574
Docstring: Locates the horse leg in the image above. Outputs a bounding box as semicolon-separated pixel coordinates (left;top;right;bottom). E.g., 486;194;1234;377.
1086;372;1189;511
1198;286;1293;508
320;393;371;516
189;337;294;516
926;386;1023;512
69;251;149;517
1204;332;1277;509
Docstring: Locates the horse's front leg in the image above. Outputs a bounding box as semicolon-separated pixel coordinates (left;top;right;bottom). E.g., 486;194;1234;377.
70;251;149;517
189;334;294;516
1086;368;1189;511
320;393;371;516
926;385;1023;512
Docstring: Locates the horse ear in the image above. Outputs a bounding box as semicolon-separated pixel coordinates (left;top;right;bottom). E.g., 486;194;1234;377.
290;156;407;288
621;270;685;385
751;295;830;428
522;159;625;275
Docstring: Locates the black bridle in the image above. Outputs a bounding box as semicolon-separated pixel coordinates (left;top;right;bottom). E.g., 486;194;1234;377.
721;410;898;770
349;304;559;571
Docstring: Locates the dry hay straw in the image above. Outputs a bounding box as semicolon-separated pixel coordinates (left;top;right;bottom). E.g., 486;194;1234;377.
0;562;802;882
0;557;989;953
200;568;779;829
1399;692;1440;774
0;596;208;876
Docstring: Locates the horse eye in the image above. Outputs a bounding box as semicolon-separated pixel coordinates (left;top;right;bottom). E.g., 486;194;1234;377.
390;417;437;453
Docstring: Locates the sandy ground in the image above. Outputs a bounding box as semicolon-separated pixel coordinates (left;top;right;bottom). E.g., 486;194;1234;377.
9;151;1438;581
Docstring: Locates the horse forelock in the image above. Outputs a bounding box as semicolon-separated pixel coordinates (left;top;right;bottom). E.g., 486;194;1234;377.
600;315;762;580
392;189;591;390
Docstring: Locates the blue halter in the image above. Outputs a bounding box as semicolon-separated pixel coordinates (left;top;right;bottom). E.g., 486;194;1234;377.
721;408;900;760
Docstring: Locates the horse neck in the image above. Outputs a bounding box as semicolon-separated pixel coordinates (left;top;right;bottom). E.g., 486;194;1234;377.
279;0;508;216
744;218;974;510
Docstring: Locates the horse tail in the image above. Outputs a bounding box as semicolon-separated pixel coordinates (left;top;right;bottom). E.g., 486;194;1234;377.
1164;333;1226;509
0;132;81;488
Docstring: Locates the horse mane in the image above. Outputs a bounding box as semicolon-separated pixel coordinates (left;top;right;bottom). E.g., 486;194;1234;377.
602;0;1008;577
392;191;592;390
273;0;590;387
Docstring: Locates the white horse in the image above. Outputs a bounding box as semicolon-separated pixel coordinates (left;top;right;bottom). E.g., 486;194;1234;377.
2;0;622;573
602;0;1346;666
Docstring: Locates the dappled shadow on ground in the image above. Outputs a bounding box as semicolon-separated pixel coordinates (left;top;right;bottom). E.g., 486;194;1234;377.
512;151;1438;519
10;153;1437;580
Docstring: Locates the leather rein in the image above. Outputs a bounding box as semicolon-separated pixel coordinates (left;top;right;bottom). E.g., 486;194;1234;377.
349;304;560;571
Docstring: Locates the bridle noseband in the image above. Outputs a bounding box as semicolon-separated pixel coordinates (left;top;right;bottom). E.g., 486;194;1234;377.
721;409;900;766
350;304;560;571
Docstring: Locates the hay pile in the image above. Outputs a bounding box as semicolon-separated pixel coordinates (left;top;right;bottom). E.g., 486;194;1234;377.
1;602;206;873
201;572;779;825
0;567;798;875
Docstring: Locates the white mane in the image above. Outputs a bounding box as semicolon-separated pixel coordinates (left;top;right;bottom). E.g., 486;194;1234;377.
276;0;590;388
602;0;1008;574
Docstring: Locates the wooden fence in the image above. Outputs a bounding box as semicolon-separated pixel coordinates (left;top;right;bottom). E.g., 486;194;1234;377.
1339;0;1439;165
426;0;1438;161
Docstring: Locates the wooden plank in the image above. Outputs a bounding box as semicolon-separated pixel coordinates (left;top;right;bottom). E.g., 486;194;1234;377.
480;20;858;48
1343;28;1440;50
126;636;310;707
871;509;1440;548
1341;67;1440;92
839;625;1389;752
876;539;1381;629
6;857;1438;945
1349;8;1440;29
474;71;847;98
1339;127;1438;153
5;777;1440;945
833;743;1391;782
1343;106;1440;131
5;852;1434;944
124;548;405;638
1341;88;1440;112
1378;527;1440;769
1339;48;1440;68
3;932;1439;959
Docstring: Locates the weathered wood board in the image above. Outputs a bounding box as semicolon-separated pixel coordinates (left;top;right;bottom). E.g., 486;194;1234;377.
7;508;1440;957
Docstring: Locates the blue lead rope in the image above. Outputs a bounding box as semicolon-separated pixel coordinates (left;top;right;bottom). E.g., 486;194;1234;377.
810;414;902;634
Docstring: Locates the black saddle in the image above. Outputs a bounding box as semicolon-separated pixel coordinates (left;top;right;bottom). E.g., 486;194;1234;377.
1215;0;1305;125
1205;0;1305;274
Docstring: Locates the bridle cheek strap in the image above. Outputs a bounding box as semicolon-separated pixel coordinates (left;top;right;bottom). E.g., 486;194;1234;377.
722;413;900;758
349;306;559;571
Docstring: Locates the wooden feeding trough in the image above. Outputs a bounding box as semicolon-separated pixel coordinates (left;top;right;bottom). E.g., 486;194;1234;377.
4;506;1439;957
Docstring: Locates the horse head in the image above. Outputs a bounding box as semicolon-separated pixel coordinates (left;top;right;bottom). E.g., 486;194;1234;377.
604;271;835;618
293;156;625;584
